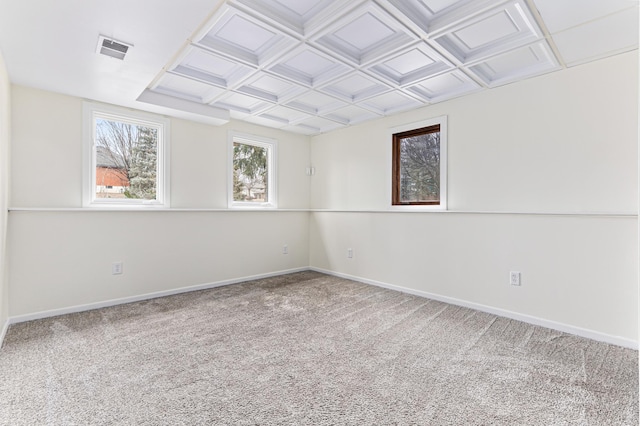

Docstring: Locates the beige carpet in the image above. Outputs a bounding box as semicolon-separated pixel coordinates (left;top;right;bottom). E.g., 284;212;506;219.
0;271;637;425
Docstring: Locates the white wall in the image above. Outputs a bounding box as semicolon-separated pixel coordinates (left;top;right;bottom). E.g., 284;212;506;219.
5;52;639;347
309;51;639;345
0;49;10;340
9;210;308;317
8;86;311;317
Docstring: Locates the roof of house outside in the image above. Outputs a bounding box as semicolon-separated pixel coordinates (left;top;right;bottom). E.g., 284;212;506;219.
96;146;124;169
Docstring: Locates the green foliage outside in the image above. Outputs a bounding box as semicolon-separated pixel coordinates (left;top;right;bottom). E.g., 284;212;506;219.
125;126;157;200
233;142;267;202
95;118;158;200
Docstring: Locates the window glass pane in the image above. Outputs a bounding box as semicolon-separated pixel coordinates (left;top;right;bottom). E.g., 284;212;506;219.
95;118;158;201
233;142;268;203
398;131;440;203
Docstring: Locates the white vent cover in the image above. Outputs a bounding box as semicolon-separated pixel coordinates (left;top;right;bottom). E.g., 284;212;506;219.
96;35;132;60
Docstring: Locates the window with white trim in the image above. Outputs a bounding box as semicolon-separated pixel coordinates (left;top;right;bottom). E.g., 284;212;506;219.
229;132;277;208
391;116;447;209
83;103;170;207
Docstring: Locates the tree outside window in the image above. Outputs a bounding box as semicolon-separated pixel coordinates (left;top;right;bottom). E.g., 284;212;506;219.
83;102;169;208
95;118;158;200
233;142;267;203
392;124;443;206
229;132;277;208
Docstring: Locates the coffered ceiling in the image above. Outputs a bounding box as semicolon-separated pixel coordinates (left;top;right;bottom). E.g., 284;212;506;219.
0;0;637;135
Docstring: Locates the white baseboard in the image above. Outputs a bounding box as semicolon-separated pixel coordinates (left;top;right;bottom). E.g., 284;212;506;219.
5;266;637;351
310;267;638;350
7;267;309;326
0;318;8;349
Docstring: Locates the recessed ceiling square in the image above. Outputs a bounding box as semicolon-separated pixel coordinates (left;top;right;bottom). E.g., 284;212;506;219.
382;0;500;35
313;2;417;65
260;105;312;124
423;0;462;14
182;48;237;76
286;90;347;115
454;11;519;50
211;92;272;114
367;43;453;86
288;50;334;75
153;74;225;103
359;91;423;115
232;0;350;37
386;49;435;74
216;15;275;51
407;70;480;102
334;13;394;50
325;105;380;125
195;6;298;67
320;72;390;102
296;116;345;133
237;74;305;102
268;47;352;88
275;0;318;15
171;47;254;88
467;41;560;86
432;0;542;64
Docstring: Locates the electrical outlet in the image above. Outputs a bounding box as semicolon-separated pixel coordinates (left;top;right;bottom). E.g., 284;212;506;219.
112;262;123;275
510;271;521;286
347;248;353;259
283;244;288;255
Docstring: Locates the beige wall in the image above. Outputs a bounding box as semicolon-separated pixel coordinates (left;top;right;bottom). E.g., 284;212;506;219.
0;49;9;338
8;87;311;317
11;86;312;209
9;210;309;316
309;51;639;345
5;51;639;346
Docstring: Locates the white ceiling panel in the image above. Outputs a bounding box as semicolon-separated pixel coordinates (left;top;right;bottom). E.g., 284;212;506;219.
211;92;273;114
325;105;381;125
292;116;345;133
231;0;362;37
533;0;638;33
195;5;298;67
551;7;639;67
285;90;347;115
467;41;560;87
1;0;634;131
259;105;313;125
359;91;424;115
366;43;453;87
312;2;418;66
380;0;507;36
407;70;480;102
267;46;353;88
236;73;306;103
244;114;288;128
320;72;391;102
432;0;543;64
152;74;225;103
170;47;254;89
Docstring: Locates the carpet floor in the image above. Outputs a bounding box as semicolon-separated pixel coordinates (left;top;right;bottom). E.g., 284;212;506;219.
0;271;637;425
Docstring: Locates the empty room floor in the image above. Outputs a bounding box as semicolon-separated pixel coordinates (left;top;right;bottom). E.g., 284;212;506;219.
0;271;637;425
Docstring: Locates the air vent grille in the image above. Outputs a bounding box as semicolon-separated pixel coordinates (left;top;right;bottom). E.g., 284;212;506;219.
96;35;132;60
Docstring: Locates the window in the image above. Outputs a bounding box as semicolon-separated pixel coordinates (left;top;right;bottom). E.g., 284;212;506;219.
228;132;277;208
391;116;447;209
83;103;169;207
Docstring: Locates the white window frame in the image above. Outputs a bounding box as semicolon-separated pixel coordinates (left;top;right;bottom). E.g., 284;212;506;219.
83;102;170;208
228;131;277;209
388;115;447;210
